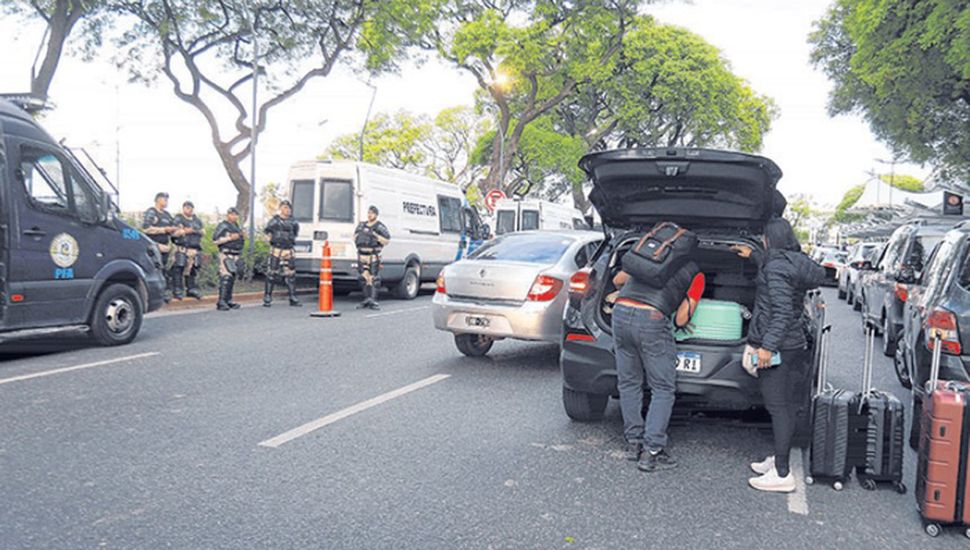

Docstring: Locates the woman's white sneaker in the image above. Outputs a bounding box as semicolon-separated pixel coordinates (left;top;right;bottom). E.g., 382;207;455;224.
750;455;775;475
748;468;796;493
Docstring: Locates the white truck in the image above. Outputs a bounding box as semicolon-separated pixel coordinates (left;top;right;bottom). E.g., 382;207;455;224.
287;160;481;300
492;198;587;236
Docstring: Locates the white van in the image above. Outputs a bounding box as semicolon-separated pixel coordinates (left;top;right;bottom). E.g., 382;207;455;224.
287;160;471;300
493;198;587;235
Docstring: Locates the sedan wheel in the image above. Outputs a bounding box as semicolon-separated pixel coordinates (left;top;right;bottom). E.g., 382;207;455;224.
562;386;608;422
882;315;897;357
893;348;912;390
454;333;494;357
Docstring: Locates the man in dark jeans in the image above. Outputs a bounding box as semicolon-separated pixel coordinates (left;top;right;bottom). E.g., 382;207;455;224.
613;261;704;472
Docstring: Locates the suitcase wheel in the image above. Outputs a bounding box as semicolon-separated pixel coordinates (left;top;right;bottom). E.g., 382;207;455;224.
924;523;941;538
833;480;844;491
893;482;907;495
860;478;876;491
965;527;970;540
805;476;814;486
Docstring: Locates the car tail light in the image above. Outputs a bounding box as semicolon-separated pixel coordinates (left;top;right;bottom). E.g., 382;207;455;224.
565;332;595;342
527;275;564;302
926;308;962;355
569;268;591;296
435;273;446;294
894;283;909;303
823;262;835;268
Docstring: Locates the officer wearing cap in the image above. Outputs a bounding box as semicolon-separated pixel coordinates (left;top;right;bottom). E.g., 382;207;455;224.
143;192;177;301
172;200;204;300
212;207;245;311
263;200;301;307
354;205;391;310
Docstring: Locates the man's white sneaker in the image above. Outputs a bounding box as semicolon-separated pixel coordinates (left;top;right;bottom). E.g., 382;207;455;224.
748;468;796;493
750;455;775;475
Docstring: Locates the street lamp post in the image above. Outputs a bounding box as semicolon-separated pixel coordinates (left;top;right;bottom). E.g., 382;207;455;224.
248;22;259;254
876;157;898;210
359;82;377;161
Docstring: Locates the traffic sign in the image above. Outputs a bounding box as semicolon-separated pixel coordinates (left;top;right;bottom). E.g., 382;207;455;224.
484;189;506;212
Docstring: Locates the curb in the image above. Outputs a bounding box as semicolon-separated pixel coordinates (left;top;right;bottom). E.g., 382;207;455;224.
160;289;317;312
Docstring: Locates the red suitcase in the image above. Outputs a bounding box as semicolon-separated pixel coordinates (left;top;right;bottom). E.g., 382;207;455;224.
916;335;970;538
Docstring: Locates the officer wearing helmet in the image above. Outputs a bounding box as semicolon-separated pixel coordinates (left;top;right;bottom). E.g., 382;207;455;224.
212;207;245;311
142;192;177;302
354;205;391;310
263;200;301;307
172;200;204;300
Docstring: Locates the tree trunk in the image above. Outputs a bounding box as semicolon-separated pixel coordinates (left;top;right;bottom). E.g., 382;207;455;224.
30;0;79;100
212;143;252;221
571;183;591;214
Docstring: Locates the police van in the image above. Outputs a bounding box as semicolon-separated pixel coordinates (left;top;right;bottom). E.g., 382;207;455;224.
492;198;587;235
0;97;165;346
287;160;483;299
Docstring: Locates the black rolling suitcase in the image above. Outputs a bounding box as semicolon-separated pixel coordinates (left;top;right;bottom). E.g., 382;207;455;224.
808;324;868;490
856;326;907;493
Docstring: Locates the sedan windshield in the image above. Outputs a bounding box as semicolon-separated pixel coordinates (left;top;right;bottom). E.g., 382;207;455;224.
470;233;574;264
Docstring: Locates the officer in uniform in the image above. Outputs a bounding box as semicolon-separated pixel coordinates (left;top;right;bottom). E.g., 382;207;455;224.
212;207;245;311
354;205;391;310
263;200;301;307
172;200;204;300
142;192;177;302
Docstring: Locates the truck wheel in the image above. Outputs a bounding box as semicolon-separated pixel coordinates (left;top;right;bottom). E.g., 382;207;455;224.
455;333;493;357
909;394;922;450
90;284;143;346
562;386;608;422
394;266;420;300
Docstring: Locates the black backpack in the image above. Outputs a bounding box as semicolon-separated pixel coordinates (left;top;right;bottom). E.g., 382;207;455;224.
621;222;698;287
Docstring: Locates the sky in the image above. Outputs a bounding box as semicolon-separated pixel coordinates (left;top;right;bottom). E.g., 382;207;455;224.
0;0;929;215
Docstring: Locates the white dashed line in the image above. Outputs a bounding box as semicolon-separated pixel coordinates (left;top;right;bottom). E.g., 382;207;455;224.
0;352;161;386
258;373;451;448
788;448;809;515
364;305;430;319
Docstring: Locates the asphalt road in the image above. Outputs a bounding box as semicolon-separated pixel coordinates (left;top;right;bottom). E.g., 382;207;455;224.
0;288;964;549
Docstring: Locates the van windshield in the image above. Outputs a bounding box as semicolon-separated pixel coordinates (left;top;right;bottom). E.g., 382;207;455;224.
469;233;573;264
496;210;515;235
319;179;353;222
291;180;314;222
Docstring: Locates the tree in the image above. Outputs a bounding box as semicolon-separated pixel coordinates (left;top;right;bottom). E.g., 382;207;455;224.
785;194;816;232
111;0;443;220
810;0;970;182
878;174;925;193
433;0;640;194
2;0;111;100
259;181;282;218
424;106;491;188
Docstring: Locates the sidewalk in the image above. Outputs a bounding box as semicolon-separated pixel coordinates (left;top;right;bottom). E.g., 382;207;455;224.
160;288;319;311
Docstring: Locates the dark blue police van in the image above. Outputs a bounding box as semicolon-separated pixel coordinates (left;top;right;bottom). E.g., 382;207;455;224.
0;97;165;346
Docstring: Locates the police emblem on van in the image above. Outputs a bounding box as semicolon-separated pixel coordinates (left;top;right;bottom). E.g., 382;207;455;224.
49;233;80;268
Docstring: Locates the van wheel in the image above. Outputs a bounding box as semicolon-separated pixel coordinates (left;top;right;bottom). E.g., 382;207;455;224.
90;284;143;346
455;333;493;357
910;394;923;450
394;266;420;300
563;386;608;422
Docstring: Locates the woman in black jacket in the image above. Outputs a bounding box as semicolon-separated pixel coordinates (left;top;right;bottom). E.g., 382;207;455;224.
733;218;825;493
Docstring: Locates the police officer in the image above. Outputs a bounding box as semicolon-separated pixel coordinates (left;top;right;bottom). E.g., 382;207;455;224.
142;192;177;302
172;200;204;300
354;205;391;310
263;200;301;307
212;207;245;311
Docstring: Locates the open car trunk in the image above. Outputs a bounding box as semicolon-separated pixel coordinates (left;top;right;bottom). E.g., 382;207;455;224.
596;232;760;341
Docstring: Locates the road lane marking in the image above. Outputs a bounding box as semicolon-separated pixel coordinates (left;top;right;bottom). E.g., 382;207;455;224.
258;373;451;448
364;305;429;319
788;448;809;515
0;352;160;387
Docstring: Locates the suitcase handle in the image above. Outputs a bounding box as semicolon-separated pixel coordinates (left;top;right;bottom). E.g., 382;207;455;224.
862;321;877;401
927;332;943;394
814;324;833;396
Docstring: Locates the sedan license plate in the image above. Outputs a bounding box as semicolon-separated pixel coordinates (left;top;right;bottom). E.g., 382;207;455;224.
676;352;701;374
464;315;491;328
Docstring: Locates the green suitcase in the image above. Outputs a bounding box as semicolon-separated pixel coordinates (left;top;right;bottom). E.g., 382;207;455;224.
674;299;743;342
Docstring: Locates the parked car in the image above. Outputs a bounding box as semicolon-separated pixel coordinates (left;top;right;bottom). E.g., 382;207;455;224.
817;248;848;287
838;242;879;300
859;220;949;357
848;244;885;311
559;148;822;440
894;225;970;449
432;230;602;356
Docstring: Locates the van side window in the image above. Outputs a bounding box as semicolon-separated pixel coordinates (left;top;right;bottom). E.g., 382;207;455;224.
290;180;314;222
438;196;462;233
21;149;71;214
521;210;540;231
496;211;515;235
319;179;353;222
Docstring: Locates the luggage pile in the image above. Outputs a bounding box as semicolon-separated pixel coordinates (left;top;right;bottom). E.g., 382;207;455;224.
673;299;744;342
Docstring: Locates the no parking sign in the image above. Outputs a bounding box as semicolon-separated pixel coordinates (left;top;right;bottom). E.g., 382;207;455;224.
484;189;506;212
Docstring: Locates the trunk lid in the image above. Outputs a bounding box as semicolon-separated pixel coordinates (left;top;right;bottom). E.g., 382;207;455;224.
444;259;548;302
580;148;782;230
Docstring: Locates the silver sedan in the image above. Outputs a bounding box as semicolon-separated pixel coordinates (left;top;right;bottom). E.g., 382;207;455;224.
433;230;603;356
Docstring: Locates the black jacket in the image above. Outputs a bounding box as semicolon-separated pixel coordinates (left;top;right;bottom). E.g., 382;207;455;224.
213;220;245;253
264;215;300;249
747;250;825;352
143;207;174;245
173;214;204;249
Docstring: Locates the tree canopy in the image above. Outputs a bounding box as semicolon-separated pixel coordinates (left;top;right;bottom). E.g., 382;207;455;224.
810;0;970;182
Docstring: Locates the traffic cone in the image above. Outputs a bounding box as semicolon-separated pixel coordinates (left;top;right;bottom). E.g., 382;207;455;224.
310;240;341;318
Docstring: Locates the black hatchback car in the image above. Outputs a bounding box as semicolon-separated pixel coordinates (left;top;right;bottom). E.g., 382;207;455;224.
896;224;970;449
560;148;823;436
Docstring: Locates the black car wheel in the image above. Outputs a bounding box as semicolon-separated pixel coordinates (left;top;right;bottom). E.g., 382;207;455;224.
394;266;421;300
910;394;923;450
847;288;855;306
882;314;897;357
562;386;608;422
893;348;912;389
90;284;143;346
852;290;862;311
838;286;847;300
454;333;493;357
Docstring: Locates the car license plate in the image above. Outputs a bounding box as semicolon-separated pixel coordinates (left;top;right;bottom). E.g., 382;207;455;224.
676;352;701;374
464;315;490;328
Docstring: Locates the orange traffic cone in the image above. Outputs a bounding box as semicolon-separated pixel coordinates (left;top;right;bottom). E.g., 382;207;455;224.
310;240;341;318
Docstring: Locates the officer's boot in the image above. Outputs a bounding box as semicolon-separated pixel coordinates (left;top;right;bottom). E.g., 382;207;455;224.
186;267;203;300
227;276;241;309
217;276;231;311
286;277;301;307
263;278;274;307
356;284;373;309
367;285;381;311
162;269;174;303
171;266;185;300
